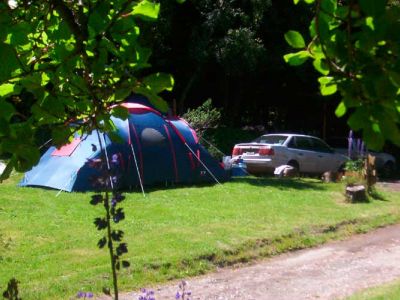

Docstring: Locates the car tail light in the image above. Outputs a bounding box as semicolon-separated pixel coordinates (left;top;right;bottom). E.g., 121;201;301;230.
259;147;274;156
232;147;243;156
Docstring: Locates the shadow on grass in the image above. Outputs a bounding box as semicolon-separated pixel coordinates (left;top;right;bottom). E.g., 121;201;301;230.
230;176;329;191
369;189;389;201
121;175;330;194
22;175;329;195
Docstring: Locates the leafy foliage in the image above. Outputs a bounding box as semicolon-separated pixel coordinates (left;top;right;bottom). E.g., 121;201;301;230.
0;0;176;178
285;0;400;150
345;159;364;173
182;99;221;137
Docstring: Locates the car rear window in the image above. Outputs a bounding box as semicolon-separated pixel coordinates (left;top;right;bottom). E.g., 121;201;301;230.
253;135;288;145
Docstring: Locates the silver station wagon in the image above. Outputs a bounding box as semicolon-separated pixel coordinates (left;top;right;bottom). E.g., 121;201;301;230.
232;133;348;175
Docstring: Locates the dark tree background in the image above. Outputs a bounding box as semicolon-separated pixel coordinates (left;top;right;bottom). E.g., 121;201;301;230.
144;0;347;140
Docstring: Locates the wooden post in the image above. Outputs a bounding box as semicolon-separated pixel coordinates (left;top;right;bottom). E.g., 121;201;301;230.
364;154;377;194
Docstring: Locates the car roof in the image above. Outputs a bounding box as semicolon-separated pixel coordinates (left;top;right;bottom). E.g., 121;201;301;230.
261;133;321;139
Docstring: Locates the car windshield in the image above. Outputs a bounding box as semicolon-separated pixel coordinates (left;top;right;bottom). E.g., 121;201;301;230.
253;135;288;145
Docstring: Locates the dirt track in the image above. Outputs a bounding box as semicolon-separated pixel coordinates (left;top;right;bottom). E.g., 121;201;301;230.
111;224;400;300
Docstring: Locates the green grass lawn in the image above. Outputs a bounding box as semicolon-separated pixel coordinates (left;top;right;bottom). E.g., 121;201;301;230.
347;280;400;300
1;173;400;299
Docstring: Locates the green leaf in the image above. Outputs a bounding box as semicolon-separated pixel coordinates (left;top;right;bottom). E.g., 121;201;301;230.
284;31;306;48
86;50;95;57
132;0;160;21
321;0;336;13
0;99;15;121
0;83;21;97
14;146;41;172
0;159;14;182
359;0;387;16
142;73;174;93
347;107;369;131
88;2;110;34
293;0;300;4
388;71;400;88
52;126;74;147
313;59;329;75
283;51;310;66
6;22;31;47
364;125;385;150
318;76;337;95
41;73;50;86
335;6;349;19
335;102;347;117
304;0;315;3
176;0;186;3
111;106;129;120
309;19;316;37
365;16;375;30
0;43;21;81
318;76;334;85
134;86;169;112
320;84;337;96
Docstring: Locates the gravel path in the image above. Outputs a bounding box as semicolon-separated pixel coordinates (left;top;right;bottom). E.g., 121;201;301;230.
111;224;400;300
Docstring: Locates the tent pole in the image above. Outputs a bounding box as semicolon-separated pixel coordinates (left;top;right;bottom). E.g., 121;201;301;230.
166;120;222;185
55;172;77;197
184;141;221;185
130;143;146;197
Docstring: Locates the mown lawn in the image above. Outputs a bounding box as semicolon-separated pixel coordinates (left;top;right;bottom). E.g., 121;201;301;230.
1;173;400;299
347;280;400;300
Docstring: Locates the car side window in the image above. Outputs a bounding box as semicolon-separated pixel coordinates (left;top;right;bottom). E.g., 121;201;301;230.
288;137;313;150
287;137;297;148
311;138;334;153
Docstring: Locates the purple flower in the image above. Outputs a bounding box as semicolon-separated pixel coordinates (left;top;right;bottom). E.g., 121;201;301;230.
87;292;93;298
77;291;85;298
138;288;156;300
175;292;181;299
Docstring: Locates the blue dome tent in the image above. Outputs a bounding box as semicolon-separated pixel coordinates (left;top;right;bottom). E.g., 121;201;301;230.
19;102;229;192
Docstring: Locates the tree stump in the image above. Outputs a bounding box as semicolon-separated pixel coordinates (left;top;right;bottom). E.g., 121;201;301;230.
346;185;367;202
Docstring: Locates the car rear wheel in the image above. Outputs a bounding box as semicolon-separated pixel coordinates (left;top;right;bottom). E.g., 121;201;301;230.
287;160;299;172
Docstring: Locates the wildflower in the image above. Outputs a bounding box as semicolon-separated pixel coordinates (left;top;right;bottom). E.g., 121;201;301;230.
138;288;156;300
76;291;93;299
